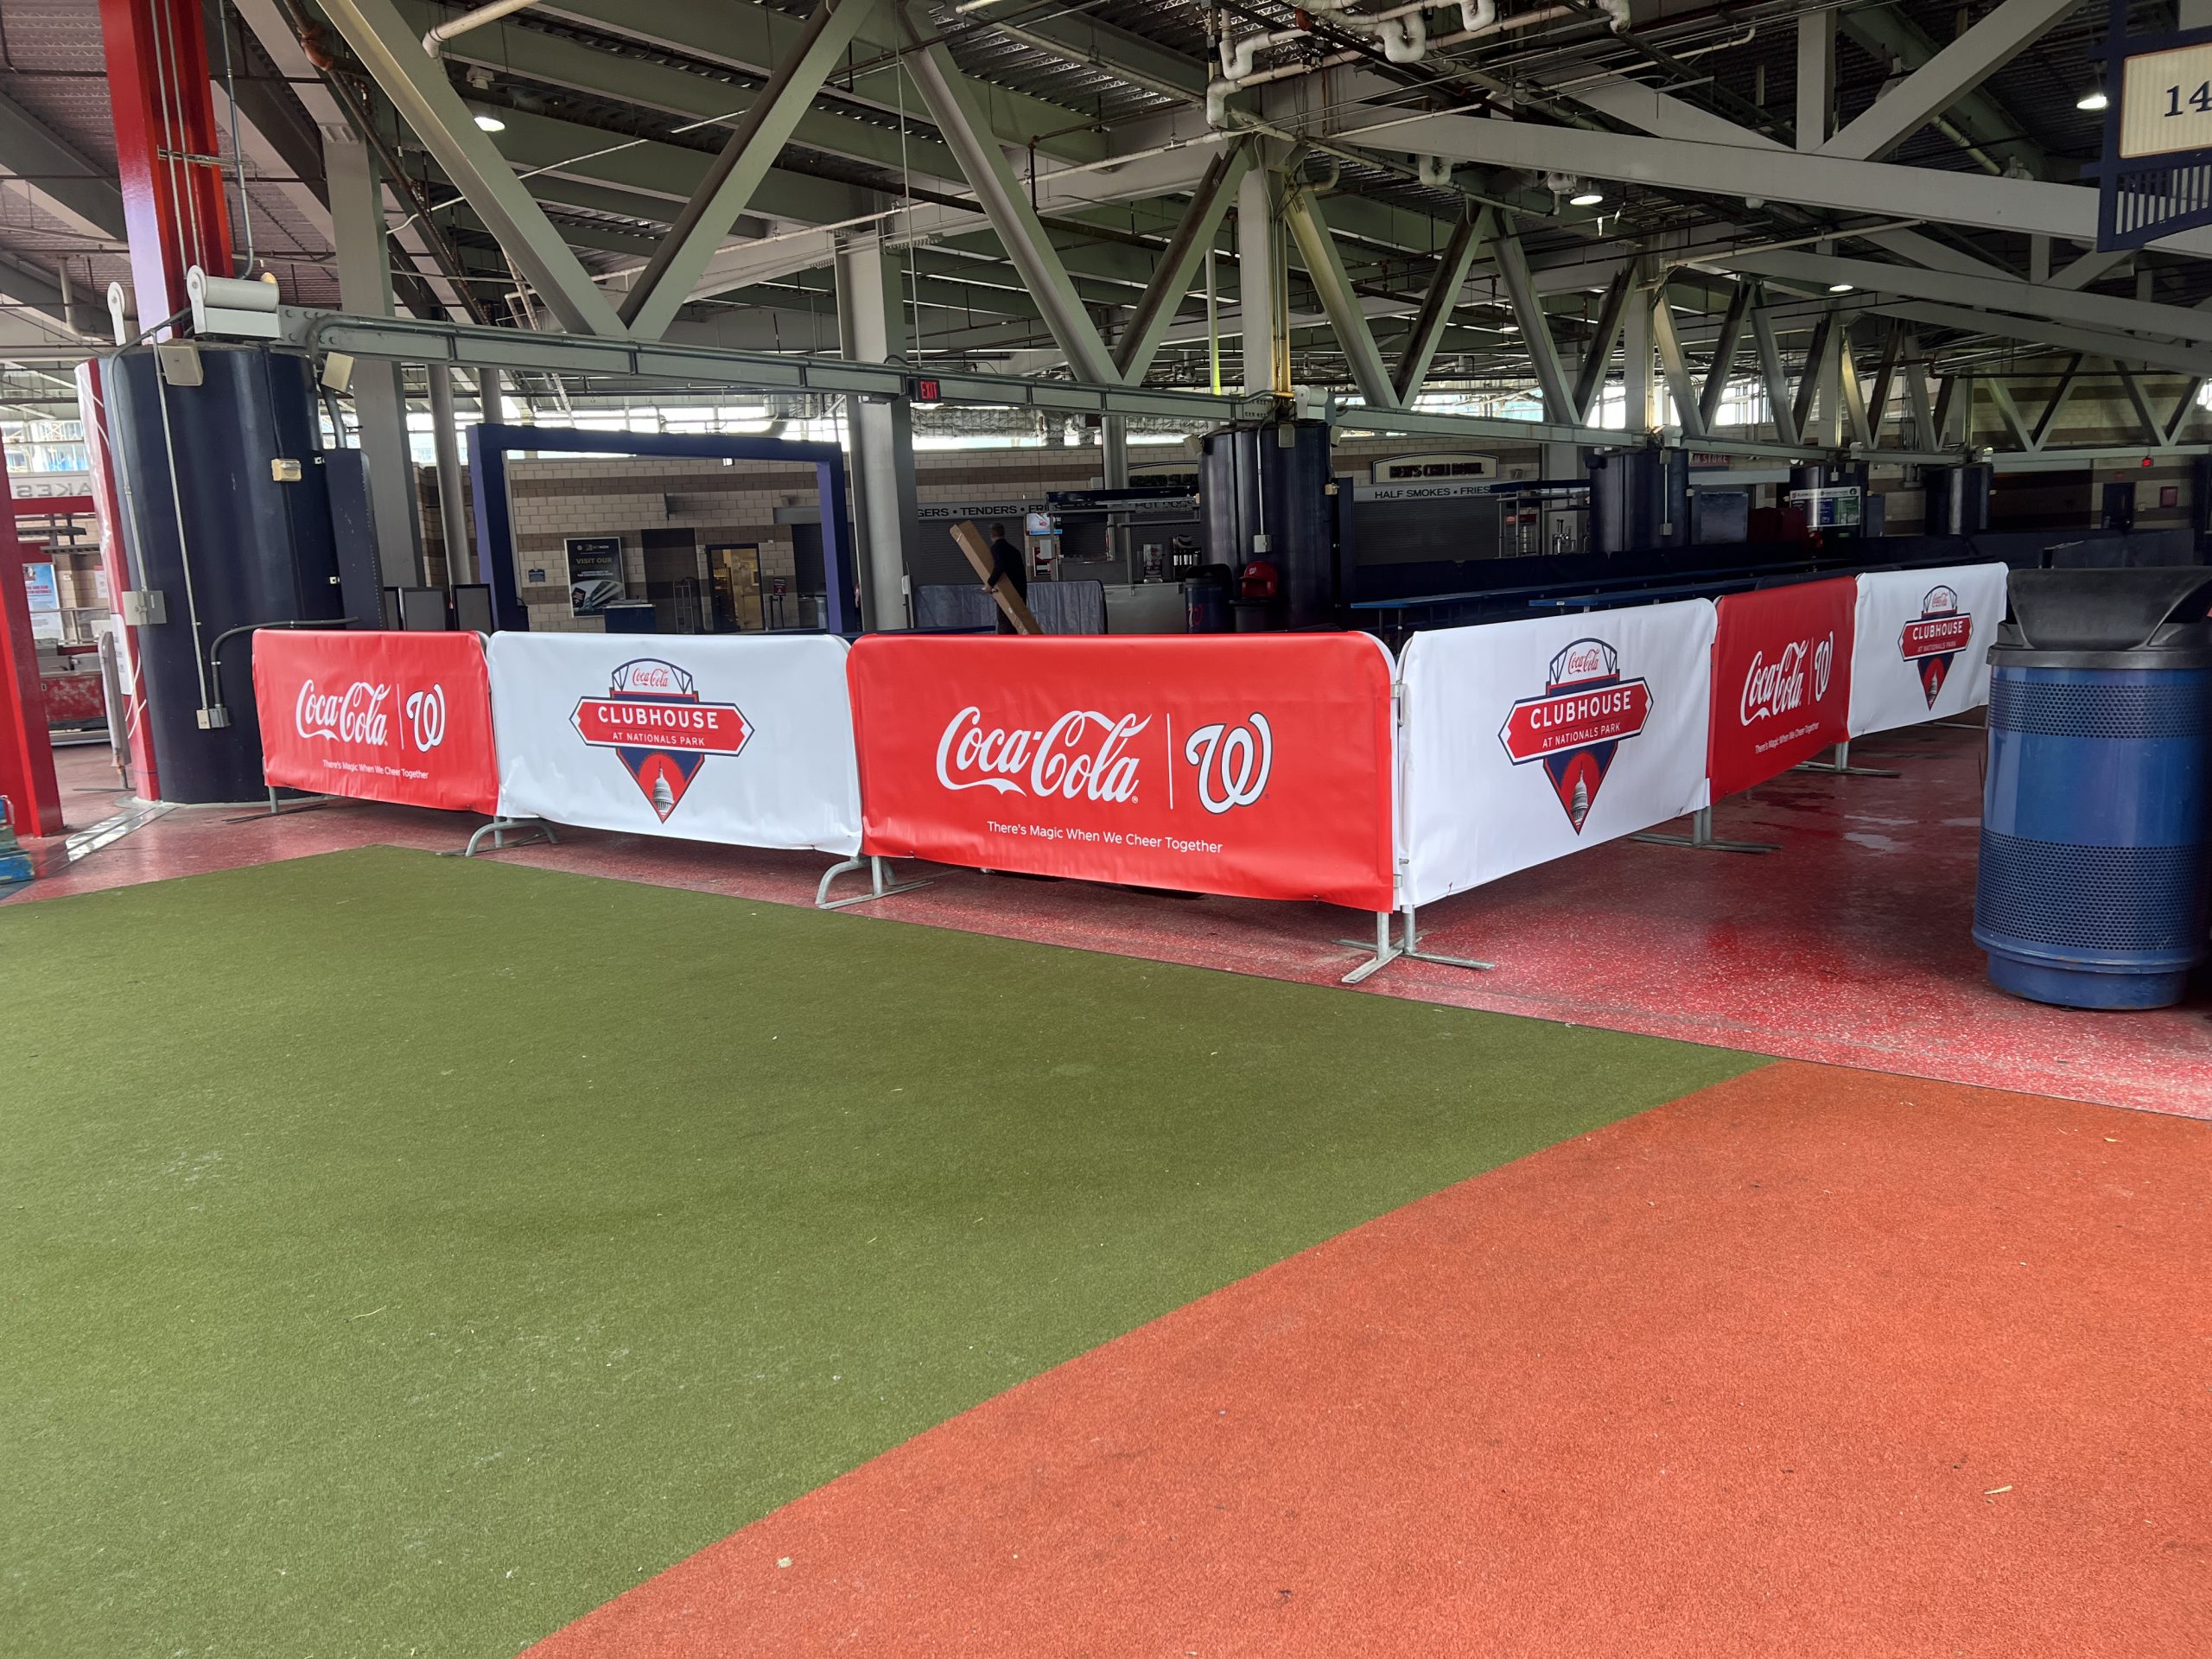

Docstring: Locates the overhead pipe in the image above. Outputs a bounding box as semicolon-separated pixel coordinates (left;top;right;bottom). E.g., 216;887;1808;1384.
423;0;543;56
1372;11;1428;61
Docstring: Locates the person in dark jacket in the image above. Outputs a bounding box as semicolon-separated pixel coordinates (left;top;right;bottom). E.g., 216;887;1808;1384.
986;522;1027;633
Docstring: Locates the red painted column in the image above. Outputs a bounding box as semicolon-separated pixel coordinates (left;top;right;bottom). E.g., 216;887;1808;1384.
0;443;64;838
98;0;235;325
76;358;160;799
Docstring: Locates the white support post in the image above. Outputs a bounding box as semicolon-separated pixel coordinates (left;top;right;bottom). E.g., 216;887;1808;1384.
325;124;423;588
1796;10;1834;151
1238;164;1286;397
836;233;920;630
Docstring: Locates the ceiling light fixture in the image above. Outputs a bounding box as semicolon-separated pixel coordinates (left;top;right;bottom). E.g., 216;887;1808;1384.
1569;189;1604;207
2077;89;2109;111
1829;282;1854;293
472;109;506;132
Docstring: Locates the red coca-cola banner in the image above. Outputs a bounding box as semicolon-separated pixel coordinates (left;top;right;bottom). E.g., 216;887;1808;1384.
252;630;499;815
1707;579;1856;798
847;634;1396;912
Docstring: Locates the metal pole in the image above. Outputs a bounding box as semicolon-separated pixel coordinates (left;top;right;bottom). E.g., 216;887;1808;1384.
428;365;472;587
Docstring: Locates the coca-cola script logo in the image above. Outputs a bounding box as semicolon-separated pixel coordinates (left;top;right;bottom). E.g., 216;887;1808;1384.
299;679;398;750
932;705;1274;814
571;658;749;822
1497;638;1651;833
1898;585;1971;708
1738;632;1836;727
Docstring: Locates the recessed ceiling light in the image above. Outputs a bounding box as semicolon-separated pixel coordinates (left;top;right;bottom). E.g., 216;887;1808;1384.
1829;282;1854;293
473;111;506;132
2077;90;2109;111
1569;190;1604;207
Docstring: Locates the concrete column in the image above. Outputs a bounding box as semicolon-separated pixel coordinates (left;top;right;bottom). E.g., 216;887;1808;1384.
835;233;919;629
427;367;472;586
1237;166;1285;397
1101;414;1130;570
476;367;502;426
1624;283;1654;433
325;124;422;587
1796;12;1834;150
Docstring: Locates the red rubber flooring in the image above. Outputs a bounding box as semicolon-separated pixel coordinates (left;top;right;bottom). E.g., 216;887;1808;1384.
19;726;2212;1115
526;1061;2212;1659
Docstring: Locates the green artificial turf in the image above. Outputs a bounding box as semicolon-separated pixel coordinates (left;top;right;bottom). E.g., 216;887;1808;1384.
0;848;1759;1656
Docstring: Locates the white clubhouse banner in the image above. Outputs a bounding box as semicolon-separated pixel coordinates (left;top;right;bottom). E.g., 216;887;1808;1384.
1398;600;1717;906
1847;563;2008;737
487;632;861;855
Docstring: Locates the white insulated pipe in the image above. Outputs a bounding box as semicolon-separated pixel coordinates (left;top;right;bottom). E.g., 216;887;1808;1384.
423;0;543;56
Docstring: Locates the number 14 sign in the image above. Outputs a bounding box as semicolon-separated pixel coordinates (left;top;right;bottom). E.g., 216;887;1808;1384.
2120;41;2212;158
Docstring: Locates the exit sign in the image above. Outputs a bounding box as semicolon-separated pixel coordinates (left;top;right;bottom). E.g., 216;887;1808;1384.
911;377;941;403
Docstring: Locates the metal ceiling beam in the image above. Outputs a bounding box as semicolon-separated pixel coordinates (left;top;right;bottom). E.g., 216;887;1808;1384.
1752;302;1801;447
1650;287;1707;440
537;0;1106;162
0;248;83;336
1820;0;2079;164
1494;230;1573;422
977;9;1211;98
1792;310;1834;442
1985;377;2035;448
1864;319;1905;445
1712;248;2212;345
316;0;627;334
404;0;961;184
292;302;1243;417
1564;73;2006;277
1284;186;1398;410
1114;137;1251;383
1698;279;1754;430
1902;329;1936;449
1392;207;1490;404
2030;353;2083;447
2167;380;2202;445
2113;361;2164;444
484;107;865;224
1838;324;1873;448
1572;264;1633;423
1351;114;2212;260
901;22;1119;385
1868;300;2212;378
0;87;126;243
230;0;478;321
2050;248;2130;289
1835;3;2049;177
619;0;884;338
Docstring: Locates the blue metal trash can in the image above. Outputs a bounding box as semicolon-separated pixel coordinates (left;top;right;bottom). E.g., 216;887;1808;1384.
1974;569;2212;1009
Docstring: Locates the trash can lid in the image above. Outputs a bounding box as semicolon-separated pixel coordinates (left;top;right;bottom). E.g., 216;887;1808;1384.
1996;567;2212;664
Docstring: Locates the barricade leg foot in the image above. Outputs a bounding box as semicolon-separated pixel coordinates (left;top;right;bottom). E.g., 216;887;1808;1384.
1796;741;1900;779
1400;906;1494;971
457;817;556;857
1634;806;1778;855
817;855;930;910
1338;911;1402;984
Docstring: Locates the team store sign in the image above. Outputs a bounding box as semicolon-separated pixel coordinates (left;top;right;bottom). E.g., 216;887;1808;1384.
252;630;500;814
849;634;1396;911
